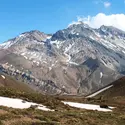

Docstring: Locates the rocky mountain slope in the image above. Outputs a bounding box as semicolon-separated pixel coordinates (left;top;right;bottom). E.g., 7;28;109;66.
0;22;125;95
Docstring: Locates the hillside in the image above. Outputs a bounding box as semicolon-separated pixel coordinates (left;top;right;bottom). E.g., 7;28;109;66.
0;79;124;125
94;77;125;99
0;73;33;93
0;74;125;124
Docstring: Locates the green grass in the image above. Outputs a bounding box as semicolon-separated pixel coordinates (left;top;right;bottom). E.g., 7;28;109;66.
0;105;125;125
0;87;125;125
0;77;125;125
0;87;67;110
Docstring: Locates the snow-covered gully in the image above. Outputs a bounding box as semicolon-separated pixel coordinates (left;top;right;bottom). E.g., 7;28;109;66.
62;101;114;112
0;96;54;111
86;85;113;98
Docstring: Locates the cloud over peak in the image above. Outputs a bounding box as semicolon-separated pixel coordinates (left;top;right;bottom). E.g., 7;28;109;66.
69;13;125;31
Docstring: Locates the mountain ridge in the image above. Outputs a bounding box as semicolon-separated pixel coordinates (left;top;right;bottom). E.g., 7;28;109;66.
0;23;125;95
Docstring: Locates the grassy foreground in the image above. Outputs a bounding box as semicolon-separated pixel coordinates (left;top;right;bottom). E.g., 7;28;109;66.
0;87;125;125
0;74;125;124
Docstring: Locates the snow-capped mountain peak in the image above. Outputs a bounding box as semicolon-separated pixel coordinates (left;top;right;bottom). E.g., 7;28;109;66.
0;30;51;49
0;24;124;95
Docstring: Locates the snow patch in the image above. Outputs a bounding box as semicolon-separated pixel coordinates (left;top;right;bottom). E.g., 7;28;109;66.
24;56;28;60
36;62;40;66
21;53;25;56
46;36;52;39
64;52;71;62
50;40;63;48
49;67;52;71
89;36;95;40
0;41;14;49
1;75;5;79
19;34;25;38
0;96;54;111
100;72;103;78
62;101;114;112
86;85;113;98
65;44;73;53
43;61;47;64
69;61;79;66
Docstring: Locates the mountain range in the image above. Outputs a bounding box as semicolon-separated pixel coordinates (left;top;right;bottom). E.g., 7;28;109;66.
0;22;125;95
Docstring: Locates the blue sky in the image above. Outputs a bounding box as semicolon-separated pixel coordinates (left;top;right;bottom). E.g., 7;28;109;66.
0;0;125;43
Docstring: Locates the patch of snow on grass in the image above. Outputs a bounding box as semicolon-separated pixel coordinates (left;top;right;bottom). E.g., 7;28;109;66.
62;101;114;112
1;75;5;79
0;96;54;111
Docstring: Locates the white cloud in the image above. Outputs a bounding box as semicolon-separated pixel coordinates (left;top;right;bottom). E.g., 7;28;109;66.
104;2;111;8
69;13;125;31
94;0;111;8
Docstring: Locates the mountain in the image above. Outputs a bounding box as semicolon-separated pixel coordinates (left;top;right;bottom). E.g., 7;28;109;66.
0;23;125;95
